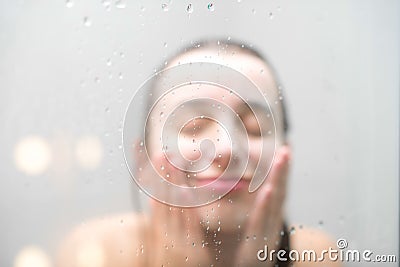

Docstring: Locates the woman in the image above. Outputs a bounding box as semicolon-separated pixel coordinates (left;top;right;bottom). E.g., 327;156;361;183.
57;40;341;267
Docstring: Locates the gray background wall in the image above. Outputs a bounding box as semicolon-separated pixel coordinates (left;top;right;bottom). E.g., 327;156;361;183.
0;0;398;266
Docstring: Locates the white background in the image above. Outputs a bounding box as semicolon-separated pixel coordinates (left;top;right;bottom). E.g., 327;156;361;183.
0;0;398;266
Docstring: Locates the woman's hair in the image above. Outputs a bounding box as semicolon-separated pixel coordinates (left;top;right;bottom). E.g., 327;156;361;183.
151;39;290;137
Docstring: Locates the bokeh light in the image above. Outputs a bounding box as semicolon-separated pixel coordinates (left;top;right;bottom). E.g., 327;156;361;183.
75;135;103;170
14;136;52;176
14;246;51;267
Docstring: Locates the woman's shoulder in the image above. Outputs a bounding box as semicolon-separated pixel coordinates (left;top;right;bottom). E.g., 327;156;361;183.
56;212;149;267
56;216;342;267
289;224;342;267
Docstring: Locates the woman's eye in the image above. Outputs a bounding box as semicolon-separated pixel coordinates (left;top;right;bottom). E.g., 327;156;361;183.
247;125;262;137
180;120;207;136
242;115;262;137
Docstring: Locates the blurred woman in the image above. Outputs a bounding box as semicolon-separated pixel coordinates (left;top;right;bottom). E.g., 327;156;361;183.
57;40;340;267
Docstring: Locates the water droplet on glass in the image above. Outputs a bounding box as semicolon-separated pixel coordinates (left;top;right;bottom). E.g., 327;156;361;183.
163;42;168;48
106;58;112;66
289;226;296;235
269;12;274;19
207;3;214;11
115;0;126;9
160;112;164;118
186;3;193;13
161;3;169;11
160;165;165;170
66;0;74;8
118;72;123;79
185;256;189;261
102;0;111;8
252;8;256;14
83;17;92;27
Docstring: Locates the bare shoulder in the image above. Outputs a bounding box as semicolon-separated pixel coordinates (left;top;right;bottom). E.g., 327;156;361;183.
56;213;149;267
289;224;342;267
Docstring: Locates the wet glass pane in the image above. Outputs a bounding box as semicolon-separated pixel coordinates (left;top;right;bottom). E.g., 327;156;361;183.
1;1;398;266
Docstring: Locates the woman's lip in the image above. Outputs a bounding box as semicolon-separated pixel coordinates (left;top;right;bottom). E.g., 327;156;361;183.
194;178;249;192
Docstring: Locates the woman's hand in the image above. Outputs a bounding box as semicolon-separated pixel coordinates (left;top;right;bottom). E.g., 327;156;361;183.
144;155;213;267
149;201;213;267
234;146;291;267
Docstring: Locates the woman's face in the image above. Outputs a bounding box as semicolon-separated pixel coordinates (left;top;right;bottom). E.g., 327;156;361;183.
146;46;285;232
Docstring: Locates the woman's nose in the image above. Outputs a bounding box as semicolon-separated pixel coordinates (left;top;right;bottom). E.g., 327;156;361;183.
206;122;248;177
212;131;232;172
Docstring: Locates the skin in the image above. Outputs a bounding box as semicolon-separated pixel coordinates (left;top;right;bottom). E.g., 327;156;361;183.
57;45;342;267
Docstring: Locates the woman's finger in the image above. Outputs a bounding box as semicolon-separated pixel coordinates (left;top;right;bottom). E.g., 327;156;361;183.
243;146;290;239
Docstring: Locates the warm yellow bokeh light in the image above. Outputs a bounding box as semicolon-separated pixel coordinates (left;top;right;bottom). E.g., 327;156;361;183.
76;241;105;267
14;246;52;267
14;136;52;176
75;135;103;170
